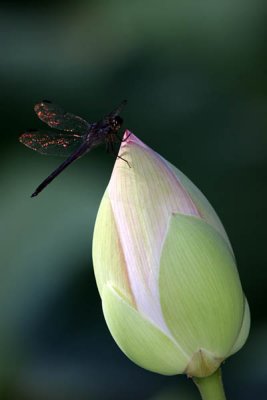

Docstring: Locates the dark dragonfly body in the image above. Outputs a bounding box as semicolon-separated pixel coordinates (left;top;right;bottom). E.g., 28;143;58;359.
19;100;127;197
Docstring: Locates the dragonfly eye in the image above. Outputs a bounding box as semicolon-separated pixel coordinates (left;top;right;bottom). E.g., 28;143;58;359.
112;116;123;130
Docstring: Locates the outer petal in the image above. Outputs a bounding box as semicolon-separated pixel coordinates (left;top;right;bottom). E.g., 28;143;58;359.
159;214;244;375
93;192;135;306
102;283;190;375
166;162;233;252
228;297;250;356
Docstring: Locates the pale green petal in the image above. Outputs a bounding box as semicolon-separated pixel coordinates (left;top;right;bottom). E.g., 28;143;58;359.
102;283;190;375
92;192;135;306
160;214;244;359
186;348;223;377
228;297;250;356
167;162;232;251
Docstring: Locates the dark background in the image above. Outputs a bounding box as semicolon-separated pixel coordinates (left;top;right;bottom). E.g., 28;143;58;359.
1;1;267;399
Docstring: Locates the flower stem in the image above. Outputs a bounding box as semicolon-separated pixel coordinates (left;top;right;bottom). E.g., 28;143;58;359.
193;368;227;400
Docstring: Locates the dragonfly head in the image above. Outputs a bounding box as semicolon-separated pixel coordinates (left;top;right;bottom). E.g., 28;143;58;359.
111;115;123;132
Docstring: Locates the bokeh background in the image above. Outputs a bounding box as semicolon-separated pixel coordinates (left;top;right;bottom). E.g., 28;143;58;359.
1;1;267;399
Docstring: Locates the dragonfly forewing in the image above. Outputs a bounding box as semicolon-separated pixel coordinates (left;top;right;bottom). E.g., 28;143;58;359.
34;100;90;134
106;99;127;119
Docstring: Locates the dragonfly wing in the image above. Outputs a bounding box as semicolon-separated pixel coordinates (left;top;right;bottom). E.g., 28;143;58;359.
106;99;127;119
34;100;90;134
19;129;84;156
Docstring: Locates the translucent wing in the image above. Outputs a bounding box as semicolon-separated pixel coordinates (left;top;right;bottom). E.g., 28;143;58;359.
106;99;127;119
34;100;90;134
19;129;84;156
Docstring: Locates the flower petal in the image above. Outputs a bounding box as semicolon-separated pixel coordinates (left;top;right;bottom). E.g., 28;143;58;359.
228;297;250;356
159;214;244;358
186;348;223;377
93;192;136;307
166;162;233;251
102;283;190;375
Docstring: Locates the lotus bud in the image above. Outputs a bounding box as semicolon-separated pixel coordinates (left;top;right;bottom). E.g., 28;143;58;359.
92;131;250;378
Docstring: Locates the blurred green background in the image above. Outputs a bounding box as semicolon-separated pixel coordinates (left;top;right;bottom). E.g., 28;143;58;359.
1;0;267;399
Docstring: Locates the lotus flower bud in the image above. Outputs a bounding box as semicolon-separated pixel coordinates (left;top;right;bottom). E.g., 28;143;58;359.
92;131;250;378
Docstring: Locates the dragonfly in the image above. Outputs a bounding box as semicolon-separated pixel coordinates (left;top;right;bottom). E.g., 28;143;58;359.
19;99;128;197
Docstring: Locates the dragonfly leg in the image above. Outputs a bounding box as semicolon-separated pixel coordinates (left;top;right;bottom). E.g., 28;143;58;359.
109;137;131;168
105;138;111;153
117;154;131;168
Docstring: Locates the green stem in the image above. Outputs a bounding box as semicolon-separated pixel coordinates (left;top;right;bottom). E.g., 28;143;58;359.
193;368;227;400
